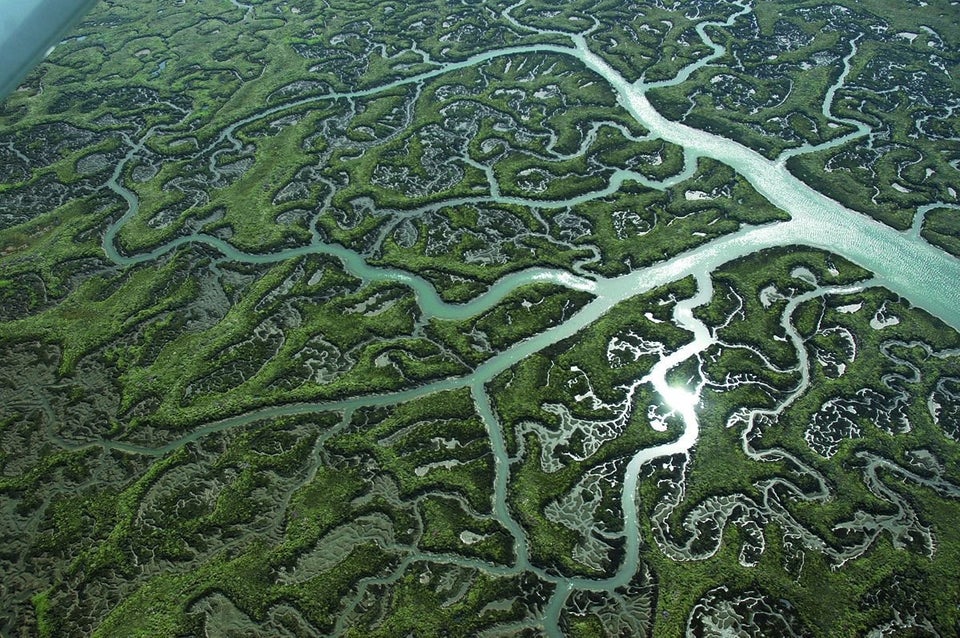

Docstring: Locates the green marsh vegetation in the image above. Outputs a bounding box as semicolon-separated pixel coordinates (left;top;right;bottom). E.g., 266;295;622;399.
1;0;959;635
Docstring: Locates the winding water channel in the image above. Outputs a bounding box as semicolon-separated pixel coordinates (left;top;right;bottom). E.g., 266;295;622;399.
92;4;960;634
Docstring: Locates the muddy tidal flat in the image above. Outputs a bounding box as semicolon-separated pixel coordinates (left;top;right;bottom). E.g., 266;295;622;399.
2;0;960;636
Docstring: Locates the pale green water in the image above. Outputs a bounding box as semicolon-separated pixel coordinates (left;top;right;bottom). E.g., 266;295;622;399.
0;0;100;98
91;8;960;635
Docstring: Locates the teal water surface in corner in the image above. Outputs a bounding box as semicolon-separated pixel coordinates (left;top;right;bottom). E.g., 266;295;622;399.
0;0;99;98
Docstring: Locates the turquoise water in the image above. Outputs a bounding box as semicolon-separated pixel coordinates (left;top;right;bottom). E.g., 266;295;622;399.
14;1;960;633
92;24;960;633
0;0;99;98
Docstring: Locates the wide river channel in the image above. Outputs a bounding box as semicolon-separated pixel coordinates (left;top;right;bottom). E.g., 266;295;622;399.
94;8;960;634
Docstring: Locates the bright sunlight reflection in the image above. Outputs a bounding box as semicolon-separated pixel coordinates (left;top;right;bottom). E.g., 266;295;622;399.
660;385;699;414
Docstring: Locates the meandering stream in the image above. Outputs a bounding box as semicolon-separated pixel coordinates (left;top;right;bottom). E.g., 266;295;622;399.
92;3;960;633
